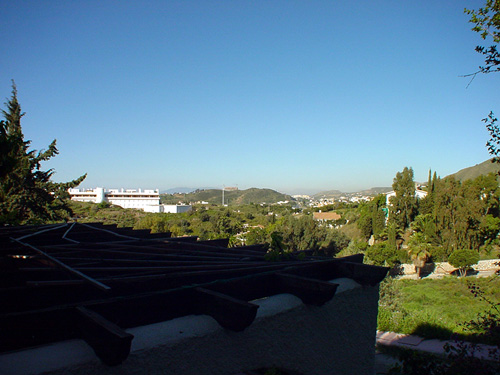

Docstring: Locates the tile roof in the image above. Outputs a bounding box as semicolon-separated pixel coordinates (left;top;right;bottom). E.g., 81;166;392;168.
313;212;341;221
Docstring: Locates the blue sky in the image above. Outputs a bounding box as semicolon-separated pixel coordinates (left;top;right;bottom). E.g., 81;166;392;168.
1;1;498;194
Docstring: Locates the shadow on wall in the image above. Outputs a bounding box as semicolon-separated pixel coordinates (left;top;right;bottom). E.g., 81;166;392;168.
419;263;436;278
450;269;479;277
388;263;437;278
389;263;404;277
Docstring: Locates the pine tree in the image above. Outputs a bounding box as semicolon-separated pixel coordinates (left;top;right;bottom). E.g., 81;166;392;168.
0;82;86;225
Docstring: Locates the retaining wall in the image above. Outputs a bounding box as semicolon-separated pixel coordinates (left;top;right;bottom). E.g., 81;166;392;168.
396;259;500;278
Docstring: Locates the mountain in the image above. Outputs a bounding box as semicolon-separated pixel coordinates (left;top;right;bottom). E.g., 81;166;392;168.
161;187;196;194
313;187;391;199
312;190;343;199
161;187;219;194
355;187;393;196
161;188;293;205
447;159;500;182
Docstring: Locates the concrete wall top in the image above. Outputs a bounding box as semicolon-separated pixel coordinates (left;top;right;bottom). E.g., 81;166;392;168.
0;278;379;375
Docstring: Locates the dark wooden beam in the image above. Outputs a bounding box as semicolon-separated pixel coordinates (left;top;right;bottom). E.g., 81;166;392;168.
275;273;338;306
10;238;112;292
75;306;133;366
194;287;258;331
196;238;229;248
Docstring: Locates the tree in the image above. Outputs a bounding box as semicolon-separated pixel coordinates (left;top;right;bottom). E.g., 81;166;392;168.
427;174;499;253
356;195;386;239
0;83;86;225
407;232;431;278
484;112;500;166
321;228;350;256
245;226;268;246
411;214;438;246
357;209;373;239
389;167;417;229
365;242;401;267
448;248;480;277
465;0;500;76
372;196;387;236
465;2;500;168
274;215;325;251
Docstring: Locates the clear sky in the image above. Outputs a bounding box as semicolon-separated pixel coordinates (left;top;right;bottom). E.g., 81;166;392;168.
1;1;498;194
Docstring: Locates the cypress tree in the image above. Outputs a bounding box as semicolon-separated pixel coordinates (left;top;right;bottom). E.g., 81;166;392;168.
432;171;438;193
389;167;417;229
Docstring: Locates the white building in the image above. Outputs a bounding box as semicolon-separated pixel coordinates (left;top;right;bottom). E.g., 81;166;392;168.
69;188;160;210
385;188;428;205
69;188;192;213
162;205;192;213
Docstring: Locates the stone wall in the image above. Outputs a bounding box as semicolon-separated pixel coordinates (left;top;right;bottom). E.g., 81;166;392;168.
396;259;500;278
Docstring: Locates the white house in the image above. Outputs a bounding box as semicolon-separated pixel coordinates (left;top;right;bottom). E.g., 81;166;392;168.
385;187;428;205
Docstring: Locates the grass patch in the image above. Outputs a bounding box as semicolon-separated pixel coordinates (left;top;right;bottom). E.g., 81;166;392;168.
378;276;500;344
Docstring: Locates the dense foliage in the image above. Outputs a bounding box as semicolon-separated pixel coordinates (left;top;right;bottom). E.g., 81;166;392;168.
139;205;350;255
0;84;86;225
361;168;500;267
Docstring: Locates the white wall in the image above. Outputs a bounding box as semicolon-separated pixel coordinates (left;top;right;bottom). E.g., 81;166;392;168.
143;205;163;213
162;205;192;213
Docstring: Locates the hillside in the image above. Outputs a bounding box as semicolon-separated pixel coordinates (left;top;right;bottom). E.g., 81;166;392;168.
447;159;500;182
161;188;293;205
313;190;343;199
313;187;391;199
354;187;392;196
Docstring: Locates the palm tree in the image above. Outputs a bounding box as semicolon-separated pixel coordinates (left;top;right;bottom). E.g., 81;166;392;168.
408;241;431;279
408;232;431;278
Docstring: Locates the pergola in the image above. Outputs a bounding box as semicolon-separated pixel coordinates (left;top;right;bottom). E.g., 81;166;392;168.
0;222;387;367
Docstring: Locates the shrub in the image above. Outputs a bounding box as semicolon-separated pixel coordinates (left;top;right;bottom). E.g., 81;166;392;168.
448;249;480;277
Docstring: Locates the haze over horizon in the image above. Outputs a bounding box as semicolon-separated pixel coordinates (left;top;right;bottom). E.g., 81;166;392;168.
2;1;498;194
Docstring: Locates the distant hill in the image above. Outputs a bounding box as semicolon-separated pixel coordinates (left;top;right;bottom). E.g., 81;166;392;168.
313;190;343;199
313;187;391;199
161;188;293;205
447;159;500;182
355;187;392;196
162;187;195;194
161;187;216;194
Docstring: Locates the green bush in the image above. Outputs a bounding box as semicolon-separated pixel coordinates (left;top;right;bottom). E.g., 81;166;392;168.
448;249;480;277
